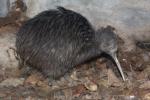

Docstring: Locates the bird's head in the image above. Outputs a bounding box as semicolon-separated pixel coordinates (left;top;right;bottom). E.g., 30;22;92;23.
96;26;125;81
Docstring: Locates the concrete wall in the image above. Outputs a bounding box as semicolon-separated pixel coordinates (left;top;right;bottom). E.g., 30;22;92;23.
0;0;9;17
0;0;16;17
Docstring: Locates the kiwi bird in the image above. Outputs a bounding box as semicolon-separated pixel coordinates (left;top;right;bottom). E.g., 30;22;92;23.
16;6;125;81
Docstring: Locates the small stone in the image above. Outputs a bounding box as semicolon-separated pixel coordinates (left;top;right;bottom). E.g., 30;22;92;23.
0;78;24;87
70;71;78;81
85;94;92;99
84;79;98;92
144;93;150;100
15;8;21;12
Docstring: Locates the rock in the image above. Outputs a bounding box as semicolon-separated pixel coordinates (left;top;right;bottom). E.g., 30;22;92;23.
144;93;150;100
84;78;98;92
85;93;93;99
70;71;79;81
0;78;24;87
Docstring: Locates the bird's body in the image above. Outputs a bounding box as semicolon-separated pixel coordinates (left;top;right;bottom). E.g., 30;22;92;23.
16;7;125;81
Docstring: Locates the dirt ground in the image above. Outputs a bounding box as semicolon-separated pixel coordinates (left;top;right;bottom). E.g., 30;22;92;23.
0;25;149;100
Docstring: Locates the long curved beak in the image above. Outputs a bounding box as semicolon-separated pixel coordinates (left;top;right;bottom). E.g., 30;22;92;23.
110;53;126;81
